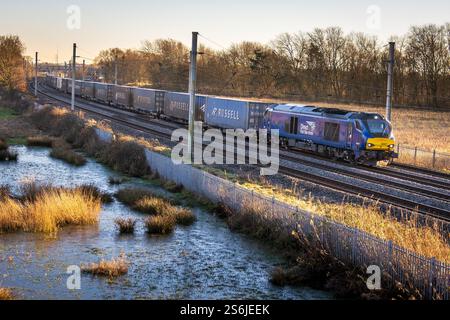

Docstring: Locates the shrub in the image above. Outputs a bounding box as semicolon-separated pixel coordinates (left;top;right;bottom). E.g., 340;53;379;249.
26;136;54;147
133;196;171;215
50;139;86;166
0;184;102;234
82;253;128;278
100;138;149;177
174;208;196;226
76;184;113;204
114;218;136;234
114;188;156;207
145;215;176;235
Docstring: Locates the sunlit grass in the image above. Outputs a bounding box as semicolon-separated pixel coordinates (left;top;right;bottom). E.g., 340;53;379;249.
0;288;14;300
238;180;450;263
114;218;136;234
145;215;176;235
0;185;102;235
82;253;129;278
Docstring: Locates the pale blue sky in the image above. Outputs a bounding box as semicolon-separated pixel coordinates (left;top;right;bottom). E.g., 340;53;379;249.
1;0;449;62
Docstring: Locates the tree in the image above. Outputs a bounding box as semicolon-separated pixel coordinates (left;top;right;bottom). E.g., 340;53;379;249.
0;35;26;92
405;24;449;108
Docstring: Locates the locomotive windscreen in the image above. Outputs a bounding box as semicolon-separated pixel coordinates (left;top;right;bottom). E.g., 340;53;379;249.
365;119;392;138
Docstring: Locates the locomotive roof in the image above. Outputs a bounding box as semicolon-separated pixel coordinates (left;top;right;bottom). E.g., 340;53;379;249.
271;104;379;119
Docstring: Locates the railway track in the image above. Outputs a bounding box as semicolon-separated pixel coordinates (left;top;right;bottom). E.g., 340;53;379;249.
32;84;450;221
289;149;450;190
281;153;450;203
278;165;449;221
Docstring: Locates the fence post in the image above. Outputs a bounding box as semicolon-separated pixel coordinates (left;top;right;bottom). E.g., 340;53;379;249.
428;257;436;299
352;228;358;264
388;240;394;283
397;144;400;156
233;182;237;211
414;147;417;164
272;195;275;217
432;149;436;169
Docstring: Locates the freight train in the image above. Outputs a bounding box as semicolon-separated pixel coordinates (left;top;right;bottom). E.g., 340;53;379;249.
44;76;398;166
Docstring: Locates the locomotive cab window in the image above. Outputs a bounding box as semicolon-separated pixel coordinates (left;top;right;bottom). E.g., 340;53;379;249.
324;122;340;142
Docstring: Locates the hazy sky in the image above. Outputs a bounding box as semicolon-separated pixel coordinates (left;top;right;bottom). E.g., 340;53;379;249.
1;0;449;62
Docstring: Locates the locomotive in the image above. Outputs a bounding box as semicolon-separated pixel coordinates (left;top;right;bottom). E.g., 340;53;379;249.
44;76;398;166
264;104;398;166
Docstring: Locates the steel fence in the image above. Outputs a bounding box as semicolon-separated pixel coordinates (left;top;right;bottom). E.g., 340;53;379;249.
396;144;450;171
143;148;449;299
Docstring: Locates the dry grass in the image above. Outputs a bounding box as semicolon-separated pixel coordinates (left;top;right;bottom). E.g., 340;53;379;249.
134;197;171;215
76;184;113;204
27;105;170;176
238;180;450;263
0;184;102;234
115;188;156;207
145;215;176;235
174;208;197;226
114;218;136;234
116;187;196;233
26;136;54;147
82;253;129;278
99;137;149;177
50;139;86;167
0;185;10;200
0;288;14;300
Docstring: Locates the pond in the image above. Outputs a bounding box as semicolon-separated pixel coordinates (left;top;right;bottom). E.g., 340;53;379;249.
0;146;331;300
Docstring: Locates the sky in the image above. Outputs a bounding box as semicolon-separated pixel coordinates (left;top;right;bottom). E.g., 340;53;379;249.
1;0;449;63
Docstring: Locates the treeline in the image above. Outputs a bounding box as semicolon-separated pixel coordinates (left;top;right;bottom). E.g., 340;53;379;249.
95;23;448;109
0;35;30;94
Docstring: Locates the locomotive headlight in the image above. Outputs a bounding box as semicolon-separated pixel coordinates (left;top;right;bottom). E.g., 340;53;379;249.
367;143;374;148
389;144;395;148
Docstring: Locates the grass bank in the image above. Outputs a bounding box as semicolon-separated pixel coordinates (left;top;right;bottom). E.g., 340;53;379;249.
235;179;450;264
0;182;102;234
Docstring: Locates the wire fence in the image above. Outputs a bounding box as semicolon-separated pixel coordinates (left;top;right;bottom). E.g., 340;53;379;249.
395;144;450;171
142;147;449;300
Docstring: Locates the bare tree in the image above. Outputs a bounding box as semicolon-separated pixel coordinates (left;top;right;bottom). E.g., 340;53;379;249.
0;35;26;93
405;24;449;108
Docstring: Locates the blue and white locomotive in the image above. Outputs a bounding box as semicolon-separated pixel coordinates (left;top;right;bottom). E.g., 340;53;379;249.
264;104;398;166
